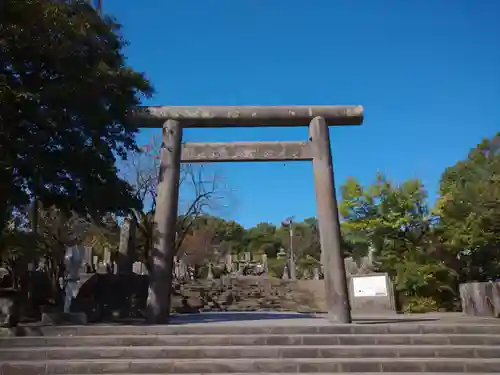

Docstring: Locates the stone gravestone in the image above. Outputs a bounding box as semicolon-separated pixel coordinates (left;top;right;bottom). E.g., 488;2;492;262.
141;262;148;275
225;254;232;272
313;267;320;280
117;215;136;275
132;261;142;275
103;247;111;264
63;246;82;313
173;257;179;279
261;254;268;273
173;257;186;279
103;248;113;274
36;258;46;271
83;246;93;273
96;261;107;274
282;264;289;280
207;263;214;280
358;255;374;274
344;257;359;276
180;260;187;279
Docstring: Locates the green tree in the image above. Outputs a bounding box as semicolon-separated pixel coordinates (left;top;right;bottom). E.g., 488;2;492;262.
295;217;322;261
244;222;281;257
0;0;153;233
29;205;91;303
0;214;40;290
273;218;322;277
202;217;246;254
340;173;455;309
436;133;500;282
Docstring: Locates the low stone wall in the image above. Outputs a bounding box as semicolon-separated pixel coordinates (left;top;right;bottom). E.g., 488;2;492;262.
69;274;395;320
172;277;323;313
172;274;395;314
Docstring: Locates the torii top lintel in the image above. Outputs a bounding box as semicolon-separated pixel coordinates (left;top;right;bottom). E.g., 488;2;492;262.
130;105;363;128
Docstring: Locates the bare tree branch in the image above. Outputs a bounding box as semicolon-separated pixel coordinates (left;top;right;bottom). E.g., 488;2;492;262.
122;135;229;265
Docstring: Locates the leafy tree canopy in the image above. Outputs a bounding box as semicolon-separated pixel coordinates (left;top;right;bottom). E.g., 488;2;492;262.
436;133;500;281
0;0;153;232
339;173;455;303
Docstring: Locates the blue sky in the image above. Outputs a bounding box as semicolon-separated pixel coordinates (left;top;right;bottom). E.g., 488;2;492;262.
107;0;500;228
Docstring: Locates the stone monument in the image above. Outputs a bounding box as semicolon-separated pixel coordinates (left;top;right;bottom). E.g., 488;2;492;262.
117;215;136;274
42;245;88;324
63;245;82;313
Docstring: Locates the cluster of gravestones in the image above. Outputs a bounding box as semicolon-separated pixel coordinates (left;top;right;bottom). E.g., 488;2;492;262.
79;215;147;277
20;210;374;285
84;213;350;282
172;252;269;281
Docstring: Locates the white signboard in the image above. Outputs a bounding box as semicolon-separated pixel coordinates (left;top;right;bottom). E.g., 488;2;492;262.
352;275;388;297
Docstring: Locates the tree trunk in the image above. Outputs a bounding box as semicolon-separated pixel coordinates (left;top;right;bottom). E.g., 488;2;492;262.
0;168;15;236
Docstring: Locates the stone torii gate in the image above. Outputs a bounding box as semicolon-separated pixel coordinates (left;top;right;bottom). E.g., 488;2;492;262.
131;105;364;324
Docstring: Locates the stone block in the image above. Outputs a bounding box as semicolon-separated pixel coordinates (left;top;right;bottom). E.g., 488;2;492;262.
0;363;46;375
40;312;87;325
380;359;423;372
465;359;500;373
422;359;466;372
339;359;383;372
336;334;375;345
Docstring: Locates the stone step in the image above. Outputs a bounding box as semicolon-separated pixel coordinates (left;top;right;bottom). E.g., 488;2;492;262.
2;358;500;374
61;374;500;375
58;374;500;375
11;323;500;336
0;345;499;361
2;333;500;347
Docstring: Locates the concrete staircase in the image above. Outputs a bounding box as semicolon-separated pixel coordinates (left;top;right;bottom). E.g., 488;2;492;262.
1;321;500;374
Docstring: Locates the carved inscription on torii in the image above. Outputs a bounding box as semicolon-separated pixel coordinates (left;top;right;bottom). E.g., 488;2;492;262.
181;141;312;162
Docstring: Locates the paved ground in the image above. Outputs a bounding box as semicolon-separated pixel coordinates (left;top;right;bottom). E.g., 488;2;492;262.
7;311;499;331
167;311;500;326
